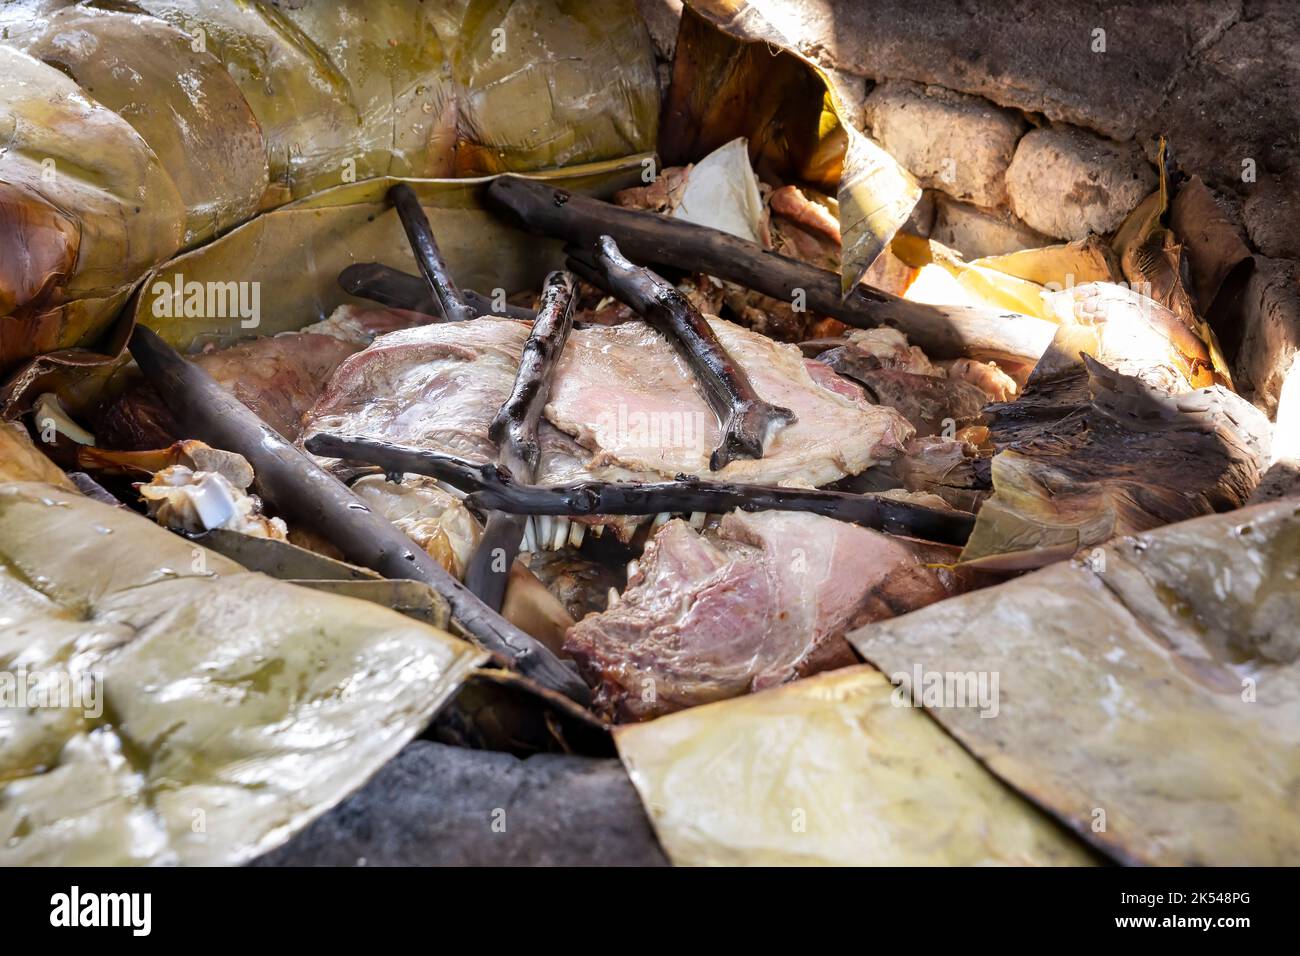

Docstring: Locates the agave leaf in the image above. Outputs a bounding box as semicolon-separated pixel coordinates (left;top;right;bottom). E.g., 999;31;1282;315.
970;235;1121;287
133;0;659;201
852;500;1300;865
1168;175;1254;310
1112;138;1233;387
661;2;920;295
614;664;1094;865
0;45;185;359
13;5;269;248
134;160;649;350
891;233;1054;319
0;420;74;487
0;481;485;865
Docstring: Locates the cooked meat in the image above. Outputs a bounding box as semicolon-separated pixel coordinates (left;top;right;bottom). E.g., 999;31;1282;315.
190;333;360;441
351;475;481;579
564;510;970;721
613;165;692;213
547;317;911;485
94;307;430;450
306;316;911;489
818;354;989;435
841;327;942;375
941;358;1020;401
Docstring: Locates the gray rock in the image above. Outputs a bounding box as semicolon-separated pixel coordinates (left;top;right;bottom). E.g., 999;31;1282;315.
863;81;1027;208
1145;0;1300;196
254;741;669;866
744;0;1241;143
1234;256;1300;417
1006;126;1156;239
929;192;1050;259
1244;173;1300;260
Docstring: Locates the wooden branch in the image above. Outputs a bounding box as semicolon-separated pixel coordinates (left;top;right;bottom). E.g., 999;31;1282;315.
465;271;578;608
592;236;796;469
130;327;590;705
387;184;477;324
306;433;975;547
487;175;1057;366
338;262;535;322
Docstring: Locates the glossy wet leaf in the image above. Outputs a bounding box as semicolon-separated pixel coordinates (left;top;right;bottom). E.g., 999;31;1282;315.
851;500;1300;865
615;665;1094;865
0;481;485;865
0;45;185;362
134;162;649;351
13;5;269;247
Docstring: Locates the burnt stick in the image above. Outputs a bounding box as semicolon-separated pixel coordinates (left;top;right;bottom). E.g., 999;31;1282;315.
592;236;796;470
130;327;590;705
338;262;536;321
465;271;578;608
306;433;975;547
486;175;1057;366
387;183;477;324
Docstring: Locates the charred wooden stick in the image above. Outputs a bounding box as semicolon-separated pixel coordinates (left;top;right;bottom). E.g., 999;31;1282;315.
388;184;477;324
590;236;796;469
129;326;589;705
487;175;1057;366
338;262;536;322
465;271;578;608
306;433;975;547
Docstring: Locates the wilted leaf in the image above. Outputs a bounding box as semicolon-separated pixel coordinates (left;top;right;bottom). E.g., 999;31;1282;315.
615;665;1094;865
852;500;1300;865
14;5;269;247
661;1;920;294
958;356;1270;571
0;481;485;865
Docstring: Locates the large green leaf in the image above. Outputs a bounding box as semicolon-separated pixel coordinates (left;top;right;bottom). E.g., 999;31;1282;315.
13;5;269;247
134;161;650;350
615;665;1094;865
0;45;185;361
851;500;1300;865
0;481;485;865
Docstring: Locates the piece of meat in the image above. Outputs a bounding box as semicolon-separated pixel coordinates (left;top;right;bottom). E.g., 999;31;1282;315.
941;358;1019;401
564;510;971;721
93;309;429;450
307;316;910;490
350;474;481;579
547;317;911;485
842;327;941;375
189;333;360;441
818;351;989;435
613;165;692;213
305;318;530;463
525;550;624;621
893;435;991;512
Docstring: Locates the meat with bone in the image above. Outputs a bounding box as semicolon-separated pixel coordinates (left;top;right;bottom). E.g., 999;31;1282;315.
304;316;911;490
563;510;973;721
547;317;911;484
93;305;426;449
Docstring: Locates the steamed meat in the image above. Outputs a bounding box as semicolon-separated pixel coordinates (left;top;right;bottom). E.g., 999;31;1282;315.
547;317;911;485
350;474;481;579
94;308;426;449
189;333;359;441
564;510;972;721
305;318;527;463
305;316;910;489
941;358;1019;401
